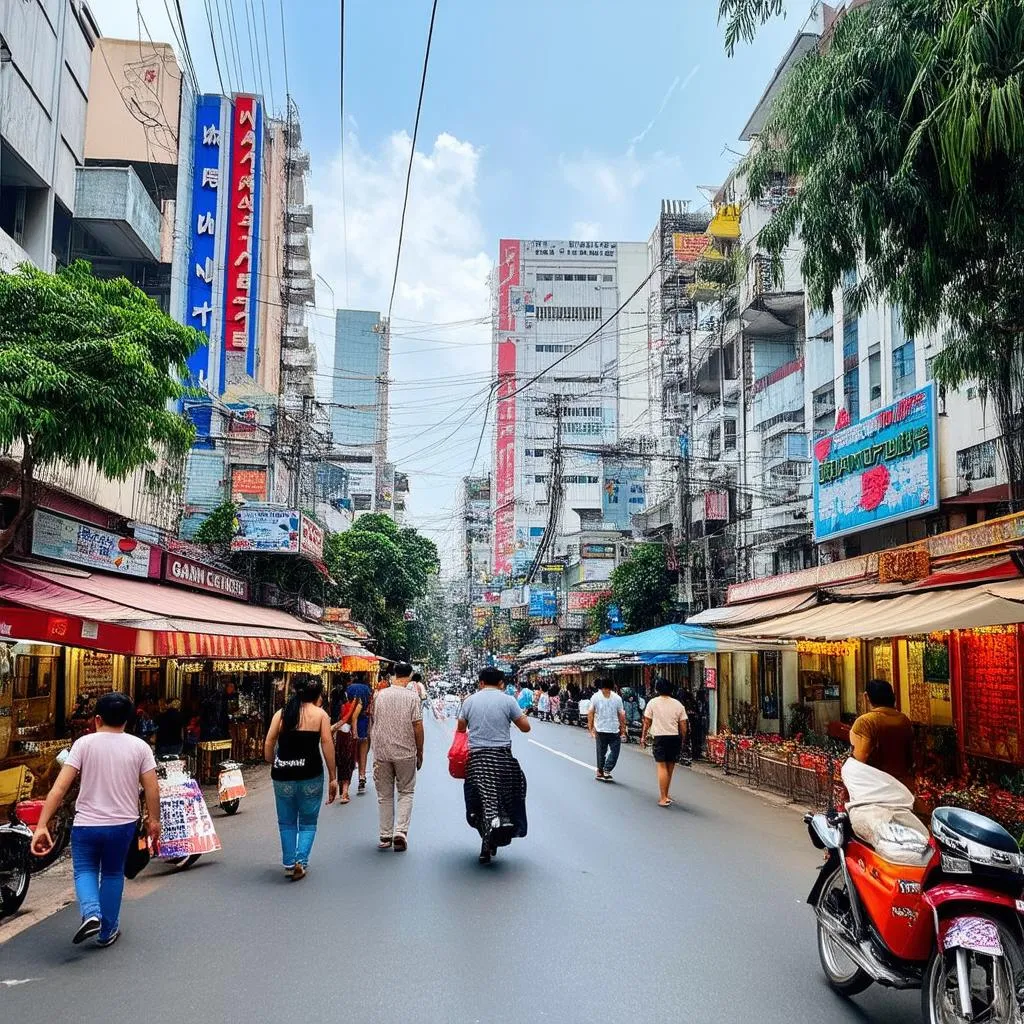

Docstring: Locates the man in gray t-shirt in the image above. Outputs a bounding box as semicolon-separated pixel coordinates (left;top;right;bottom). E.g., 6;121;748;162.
588;679;626;782
459;678;530;749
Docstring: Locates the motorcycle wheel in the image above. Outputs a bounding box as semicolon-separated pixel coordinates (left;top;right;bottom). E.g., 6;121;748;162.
922;921;1024;1024
815;863;873;997
0;859;30;918
220;799;240;815
164;854;201;870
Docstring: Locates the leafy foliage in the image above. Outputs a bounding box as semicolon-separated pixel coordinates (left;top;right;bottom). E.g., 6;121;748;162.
742;0;1024;501
718;0;786;56
0;261;199;550
193;500;241;551
608;543;675;633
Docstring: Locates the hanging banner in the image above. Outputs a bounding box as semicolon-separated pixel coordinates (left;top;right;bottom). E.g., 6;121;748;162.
494;338;517;574
812;384;938;542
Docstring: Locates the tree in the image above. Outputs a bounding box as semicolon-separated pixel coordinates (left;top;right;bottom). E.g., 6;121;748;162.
718;0;786;56
0;261;199;553
607;543;675;633
736;0;1024;503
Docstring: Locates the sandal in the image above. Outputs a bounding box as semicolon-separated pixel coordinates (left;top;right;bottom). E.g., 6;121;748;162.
358;778;367;794
378;836;393;850
393;834;408;852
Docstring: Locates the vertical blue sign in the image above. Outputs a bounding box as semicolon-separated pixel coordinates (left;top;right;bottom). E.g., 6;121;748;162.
186;94;224;391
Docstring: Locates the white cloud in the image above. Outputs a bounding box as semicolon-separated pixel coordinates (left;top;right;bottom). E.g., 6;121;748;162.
310;131;493;566
560;149;681;207
571;221;603;241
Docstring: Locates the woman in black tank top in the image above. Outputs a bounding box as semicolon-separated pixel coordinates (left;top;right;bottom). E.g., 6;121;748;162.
263;677;338;880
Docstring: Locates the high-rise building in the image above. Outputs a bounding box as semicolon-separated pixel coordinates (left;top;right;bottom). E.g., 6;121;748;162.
491;239;647;580
462;475;491;594
329;308;389;513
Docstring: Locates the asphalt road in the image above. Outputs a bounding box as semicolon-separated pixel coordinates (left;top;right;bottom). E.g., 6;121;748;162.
0;715;921;1024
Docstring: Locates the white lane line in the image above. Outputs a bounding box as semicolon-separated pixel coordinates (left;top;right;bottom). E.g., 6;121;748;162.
528;738;594;771
1;979;40;987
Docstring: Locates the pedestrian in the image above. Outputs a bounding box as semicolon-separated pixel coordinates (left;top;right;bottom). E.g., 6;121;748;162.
411;672;428;706
850;678;915;791
30;691;160;948
263;676;338;880
518;680;535;716
588;678;627;782
346;672;373;795
154;698;184;758
536;686;550;721
458;667;530;864
639;678;689;806
549;683;562;722
370;662;423;852
330;684;360;804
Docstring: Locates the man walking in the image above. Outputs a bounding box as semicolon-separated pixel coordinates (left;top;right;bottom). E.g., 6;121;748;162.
31;692;160;947
588;678;626;782
371;662;424;852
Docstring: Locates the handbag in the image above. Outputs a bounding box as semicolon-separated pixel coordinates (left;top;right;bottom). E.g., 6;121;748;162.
447;730;469;780
123;819;151;879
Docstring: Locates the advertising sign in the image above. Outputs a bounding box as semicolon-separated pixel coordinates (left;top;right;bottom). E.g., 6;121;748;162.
230;508;321;556
185;93;226;392
602;459;646;530
812;384;938;542
582;543;616;559
163;553;249;601
223;94;263;377
528;589;557;620
705;490;729;521
31;510;154;578
494;338;517;574
672;232;711;264
231;467;267;500
568;589;611;612
498;239;520;333
524;239;617;260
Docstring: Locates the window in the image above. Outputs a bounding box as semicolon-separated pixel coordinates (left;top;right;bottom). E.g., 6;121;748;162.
587;274;597;281
925;355;936;381
842;316;858;370
893;341;916;398
723;419;737;451
534;475;547;484
844;367;860;422
536;273;553;281
842;267;857;292
812;384;836;437
562;475;599;484
722;339;738;380
534;306;601;321
535;344;574;353
525;448;547;458
554;274;563;281
602;274;613;282
868;345;882;410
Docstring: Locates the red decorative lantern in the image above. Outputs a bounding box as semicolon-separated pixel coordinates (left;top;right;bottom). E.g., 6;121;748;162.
117;537;138;554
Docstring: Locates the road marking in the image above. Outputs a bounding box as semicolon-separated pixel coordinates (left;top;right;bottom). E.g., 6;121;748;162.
1;979;39;987
528;738;593;771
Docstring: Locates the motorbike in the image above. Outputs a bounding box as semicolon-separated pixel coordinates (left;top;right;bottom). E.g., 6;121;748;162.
216;760;246;815
805;803;1024;1022
0;809;32;918
16;747;74;872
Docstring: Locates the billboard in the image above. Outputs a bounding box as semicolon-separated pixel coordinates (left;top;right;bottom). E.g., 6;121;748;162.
231;508;324;557
528;589;557;620
31;510;155;578
672;233;711;264
524;239;617;260
602;459;645;530
494;338;517;574
224;95;263;378
498;239;520;332
813;384;938;542
567;589;611;612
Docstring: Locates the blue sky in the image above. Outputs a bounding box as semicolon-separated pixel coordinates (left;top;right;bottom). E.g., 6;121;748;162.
91;0;801;569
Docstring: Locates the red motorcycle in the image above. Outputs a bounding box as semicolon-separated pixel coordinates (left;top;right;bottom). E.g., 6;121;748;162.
806;805;1024;1022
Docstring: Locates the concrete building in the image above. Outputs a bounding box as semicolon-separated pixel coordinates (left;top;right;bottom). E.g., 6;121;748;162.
462;475;491;595
0;0;99;271
491;238;648;582
329;308;389;513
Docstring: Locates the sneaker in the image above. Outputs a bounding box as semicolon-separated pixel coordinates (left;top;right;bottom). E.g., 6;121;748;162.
73;916;101;945
95;929;121;948
602;774;614;783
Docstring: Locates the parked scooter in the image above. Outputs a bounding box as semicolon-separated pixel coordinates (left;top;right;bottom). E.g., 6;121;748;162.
216;760;246;815
805;801;1024;1022
16;748;74;872
0;809;32;918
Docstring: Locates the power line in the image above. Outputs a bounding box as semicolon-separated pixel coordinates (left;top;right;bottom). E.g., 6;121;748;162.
278;0;291;99
243;0;267;103
339;0;350;306
212;0;238;93
258;0;277;114
202;0;227;93
386;0;439;324
171;0;201;92
225;0;248;90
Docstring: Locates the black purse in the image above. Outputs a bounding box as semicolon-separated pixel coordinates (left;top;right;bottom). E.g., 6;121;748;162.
123;819;151;879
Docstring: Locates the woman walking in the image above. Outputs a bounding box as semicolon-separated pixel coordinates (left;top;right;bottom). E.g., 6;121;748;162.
345;673;373;794
639;678;689;806
457;667;531;863
536;686;550;721
263;677;338;879
330;684;360;804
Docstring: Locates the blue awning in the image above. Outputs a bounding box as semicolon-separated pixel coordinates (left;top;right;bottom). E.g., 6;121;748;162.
584;622;770;655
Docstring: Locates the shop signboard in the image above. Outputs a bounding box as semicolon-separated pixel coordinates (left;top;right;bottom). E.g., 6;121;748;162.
163;553;249;601
581;543;616;559
230;508;323;559
602;459;645;530
672;232;711;264
704;667;718;690
32;510;155;578
231;467;267;500
524;239;617;260
583;561;613;583
812;384;938;542
299;516;324;560
528;589;557;620
568;589;611;612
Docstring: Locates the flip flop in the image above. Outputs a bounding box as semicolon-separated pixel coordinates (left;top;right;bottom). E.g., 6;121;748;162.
340;796;350;804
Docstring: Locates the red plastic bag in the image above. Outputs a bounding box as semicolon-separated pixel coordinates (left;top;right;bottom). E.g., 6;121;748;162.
448;730;469;779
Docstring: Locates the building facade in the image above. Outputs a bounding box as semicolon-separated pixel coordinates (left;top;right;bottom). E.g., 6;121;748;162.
491;238;647;580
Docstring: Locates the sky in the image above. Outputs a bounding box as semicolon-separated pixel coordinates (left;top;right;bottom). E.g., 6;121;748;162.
87;0;800;572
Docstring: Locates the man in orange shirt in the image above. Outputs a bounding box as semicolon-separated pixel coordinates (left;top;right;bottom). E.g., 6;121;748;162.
850;679;915;791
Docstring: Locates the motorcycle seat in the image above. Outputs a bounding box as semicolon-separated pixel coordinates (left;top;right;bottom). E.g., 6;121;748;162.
932;806;1018;855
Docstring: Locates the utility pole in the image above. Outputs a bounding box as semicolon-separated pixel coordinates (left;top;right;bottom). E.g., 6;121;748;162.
526;393;563;584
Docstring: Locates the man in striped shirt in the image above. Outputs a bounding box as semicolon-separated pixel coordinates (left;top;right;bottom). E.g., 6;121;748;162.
371;662;423;852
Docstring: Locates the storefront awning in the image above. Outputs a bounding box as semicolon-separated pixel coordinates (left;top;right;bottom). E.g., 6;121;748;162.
685;590;818;627
0;562;338;662
723;579;1024;641
586;622;775;655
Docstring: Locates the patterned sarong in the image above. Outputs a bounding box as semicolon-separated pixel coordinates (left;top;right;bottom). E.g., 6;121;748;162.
463;747;528;846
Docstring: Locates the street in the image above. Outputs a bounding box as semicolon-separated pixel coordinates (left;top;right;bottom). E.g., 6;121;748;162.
1;715;920;1024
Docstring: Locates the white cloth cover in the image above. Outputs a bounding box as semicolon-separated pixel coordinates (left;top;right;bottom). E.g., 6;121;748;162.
842;758;931;866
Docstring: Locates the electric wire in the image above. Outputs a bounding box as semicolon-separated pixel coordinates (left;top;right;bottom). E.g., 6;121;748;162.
339;0;351;306
202;0;228;94
258;0;277;114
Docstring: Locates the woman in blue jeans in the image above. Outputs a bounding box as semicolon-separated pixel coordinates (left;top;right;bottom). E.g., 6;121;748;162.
263;677;337;880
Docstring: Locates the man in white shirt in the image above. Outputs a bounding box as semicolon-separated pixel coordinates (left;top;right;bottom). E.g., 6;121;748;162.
588;679;627;782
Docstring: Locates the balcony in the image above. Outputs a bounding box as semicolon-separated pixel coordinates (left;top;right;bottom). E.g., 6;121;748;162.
284;276;315;303
286;231;310;255
956;439;1002;494
287;148;310;173
286;254;311;278
282;347;315;370
288;204;313;228
707;203;741;241
74;166;161;261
